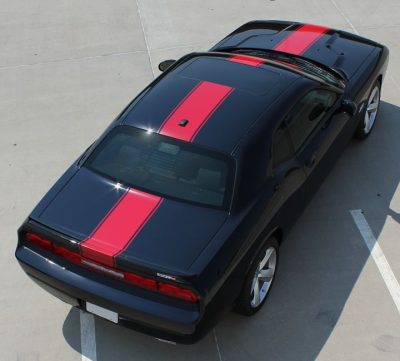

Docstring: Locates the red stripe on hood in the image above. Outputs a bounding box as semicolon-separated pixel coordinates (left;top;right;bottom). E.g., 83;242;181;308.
273;24;329;55
159;80;234;141
228;24;329;66
81;188;162;267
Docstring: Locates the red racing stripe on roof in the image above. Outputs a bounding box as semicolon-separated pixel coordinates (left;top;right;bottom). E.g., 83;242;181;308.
273;24;329;55
80;188;163;267
228;54;265;67
158;80;234;141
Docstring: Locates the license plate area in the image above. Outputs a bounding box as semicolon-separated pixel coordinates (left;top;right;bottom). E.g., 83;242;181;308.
86;302;118;323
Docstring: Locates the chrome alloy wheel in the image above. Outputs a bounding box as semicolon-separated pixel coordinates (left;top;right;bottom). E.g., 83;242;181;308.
364;85;380;133
250;247;277;308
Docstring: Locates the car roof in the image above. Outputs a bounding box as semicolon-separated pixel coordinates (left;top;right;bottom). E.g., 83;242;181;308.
121;53;313;155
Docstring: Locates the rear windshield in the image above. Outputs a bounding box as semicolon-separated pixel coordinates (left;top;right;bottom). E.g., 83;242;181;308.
84;126;234;209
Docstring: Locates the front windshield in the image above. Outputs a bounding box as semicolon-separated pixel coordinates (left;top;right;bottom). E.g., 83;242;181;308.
229;49;345;88
84;126;233;209
281;56;345;88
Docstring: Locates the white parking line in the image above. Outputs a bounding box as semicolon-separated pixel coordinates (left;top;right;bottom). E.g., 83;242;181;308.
135;0;155;78
350;210;400;315
330;0;359;34
80;310;97;361
213;328;223;361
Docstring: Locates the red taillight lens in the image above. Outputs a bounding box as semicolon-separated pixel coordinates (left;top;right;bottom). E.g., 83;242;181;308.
158;282;199;302
125;272;157;291
24;232;199;302
125;273;198;302
53;244;81;264
25;232;52;251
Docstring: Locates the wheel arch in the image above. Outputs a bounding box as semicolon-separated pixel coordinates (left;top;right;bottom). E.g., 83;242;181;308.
244;225;283;276
271;227;283;245
233;226;281;315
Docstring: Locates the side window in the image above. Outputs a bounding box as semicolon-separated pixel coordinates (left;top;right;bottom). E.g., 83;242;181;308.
284;89;337;152
271;121;294;168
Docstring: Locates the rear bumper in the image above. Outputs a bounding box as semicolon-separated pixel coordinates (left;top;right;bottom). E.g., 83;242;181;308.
16;245;204;343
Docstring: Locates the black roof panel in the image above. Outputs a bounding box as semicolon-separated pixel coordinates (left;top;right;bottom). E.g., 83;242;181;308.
122;54;304;154
179;57;282;96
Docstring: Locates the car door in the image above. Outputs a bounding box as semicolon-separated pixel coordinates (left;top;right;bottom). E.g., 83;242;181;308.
284;88;350;201
266;118;308;230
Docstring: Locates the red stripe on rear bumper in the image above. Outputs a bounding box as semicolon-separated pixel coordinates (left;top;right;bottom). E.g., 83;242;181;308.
81;189;162;267
159;81;234;141
273;24;329;55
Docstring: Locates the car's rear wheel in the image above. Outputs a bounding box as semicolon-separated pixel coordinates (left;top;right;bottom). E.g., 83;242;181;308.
234;237;279;316
355;80;381;139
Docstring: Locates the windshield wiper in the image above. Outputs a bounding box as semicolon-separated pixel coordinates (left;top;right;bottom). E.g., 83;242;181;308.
214;47;347;86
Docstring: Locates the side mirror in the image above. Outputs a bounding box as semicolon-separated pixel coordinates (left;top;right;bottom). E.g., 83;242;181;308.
341;99;357;117
158;59;176;72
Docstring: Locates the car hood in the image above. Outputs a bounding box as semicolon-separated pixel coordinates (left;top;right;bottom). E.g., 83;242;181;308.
31;167;228;272
211;20;379;79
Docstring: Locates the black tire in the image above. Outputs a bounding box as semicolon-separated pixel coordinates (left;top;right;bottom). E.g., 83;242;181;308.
234;236;279;316
354;80;381;139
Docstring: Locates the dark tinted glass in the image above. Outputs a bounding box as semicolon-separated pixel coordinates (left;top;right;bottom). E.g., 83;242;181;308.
272;122;294;168
285;90;337;151
84;126;233;208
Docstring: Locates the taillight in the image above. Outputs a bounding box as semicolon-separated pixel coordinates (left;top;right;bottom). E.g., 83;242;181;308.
158;282;199;302
124;273;198;302
53;244;81;264
25;232;52;251
24;232;199;302
125;272;157;291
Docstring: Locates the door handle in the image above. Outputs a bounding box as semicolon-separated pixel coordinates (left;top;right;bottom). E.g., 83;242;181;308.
273;182;281;192
306;154;317;168
322;119;331;129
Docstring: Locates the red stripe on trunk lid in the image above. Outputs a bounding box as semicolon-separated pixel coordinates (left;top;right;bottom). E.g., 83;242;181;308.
81;189;162;267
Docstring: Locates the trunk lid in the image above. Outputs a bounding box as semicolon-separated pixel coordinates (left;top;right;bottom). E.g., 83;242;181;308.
31;167;228;273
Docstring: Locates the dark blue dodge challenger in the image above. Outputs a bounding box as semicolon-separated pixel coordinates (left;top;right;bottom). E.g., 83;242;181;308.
16;20;388;343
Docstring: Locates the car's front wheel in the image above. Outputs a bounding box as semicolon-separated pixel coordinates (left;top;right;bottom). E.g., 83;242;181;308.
355;80;381;139
234;237;279;316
